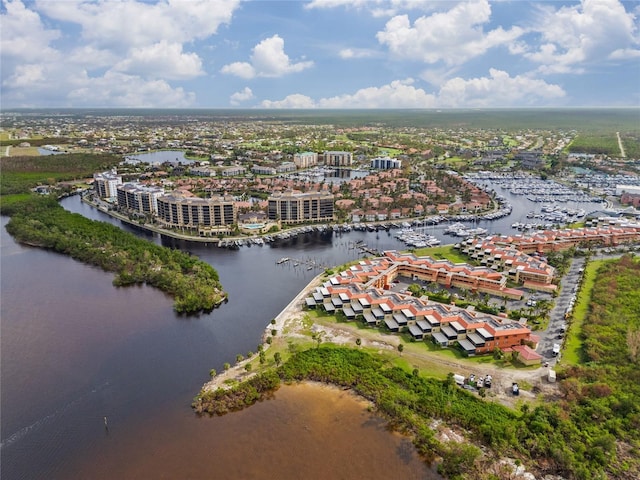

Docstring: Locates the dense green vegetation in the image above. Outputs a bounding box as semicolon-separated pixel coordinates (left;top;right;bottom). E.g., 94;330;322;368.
580;255;640;363
1;153;226;314
0;137;73;147
3;196;226;313
621;132;640;158
0;153;120;195
568;134;621;156
194;342;639;479
182;108;640;131
555;255;640;479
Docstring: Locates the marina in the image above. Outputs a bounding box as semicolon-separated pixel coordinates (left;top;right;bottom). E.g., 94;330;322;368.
2;173;630;480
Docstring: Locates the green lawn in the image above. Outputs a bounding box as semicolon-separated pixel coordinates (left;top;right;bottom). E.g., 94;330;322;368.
562;259;604;365
412;244;471;264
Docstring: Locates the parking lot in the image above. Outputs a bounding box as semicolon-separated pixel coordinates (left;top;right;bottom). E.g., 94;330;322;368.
536;257;586;366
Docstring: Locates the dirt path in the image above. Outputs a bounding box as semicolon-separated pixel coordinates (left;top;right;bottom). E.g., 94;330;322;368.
617;131;626;158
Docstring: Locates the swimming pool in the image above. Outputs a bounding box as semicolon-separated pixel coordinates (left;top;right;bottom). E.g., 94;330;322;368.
242;223;265;230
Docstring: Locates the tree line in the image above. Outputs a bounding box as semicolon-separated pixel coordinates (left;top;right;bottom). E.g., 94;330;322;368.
192;343;638;479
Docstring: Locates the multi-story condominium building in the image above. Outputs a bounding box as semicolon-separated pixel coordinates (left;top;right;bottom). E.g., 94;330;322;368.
294;152;318;169
323;151;352;167
333;250;523;299
305;254;539;359
252;165;277;175
487;225;640;254
371;156;402;169
221;166;246;177
189;166;217;177
276;161;297;173
116;183;164;214
516;150;544;170
156;194;236;232
93;171;122;200
267;191;335;224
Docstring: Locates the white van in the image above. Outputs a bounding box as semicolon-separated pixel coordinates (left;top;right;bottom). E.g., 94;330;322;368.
552;343;561;356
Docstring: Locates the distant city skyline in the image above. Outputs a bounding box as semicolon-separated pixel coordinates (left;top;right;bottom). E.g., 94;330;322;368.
1;0;639;109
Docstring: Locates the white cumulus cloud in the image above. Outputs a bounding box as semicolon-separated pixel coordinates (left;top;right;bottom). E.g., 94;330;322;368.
260;72;565;109
318;79;436;108
437;69;566;107
261;79;436;108
261;94;318;109
113;41;204;80
525;0;640;74
230;87;255;105
66;71;196;107
35;0;240;49
306;0;437;17
376;0;524;65
1;0;238;107
221;35;313;79
1;0;61;62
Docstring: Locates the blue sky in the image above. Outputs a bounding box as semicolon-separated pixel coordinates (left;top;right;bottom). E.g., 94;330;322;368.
1;0;639;108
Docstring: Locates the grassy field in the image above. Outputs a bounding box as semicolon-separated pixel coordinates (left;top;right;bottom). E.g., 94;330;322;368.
413;244;471;263
4;146;42;157
568;134;621;156
562;259;604;365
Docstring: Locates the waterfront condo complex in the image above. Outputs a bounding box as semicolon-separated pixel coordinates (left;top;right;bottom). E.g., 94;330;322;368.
306;251;541;362
156;194;236;235
267;190;335;224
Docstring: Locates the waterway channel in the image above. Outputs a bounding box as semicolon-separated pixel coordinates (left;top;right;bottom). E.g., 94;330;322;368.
1;182;602;479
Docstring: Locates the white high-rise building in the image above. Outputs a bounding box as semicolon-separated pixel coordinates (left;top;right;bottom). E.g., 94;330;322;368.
116;183;165;214
93;171;122;199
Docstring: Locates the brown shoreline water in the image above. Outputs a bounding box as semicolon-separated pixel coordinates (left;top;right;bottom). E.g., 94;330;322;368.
61;382;438;480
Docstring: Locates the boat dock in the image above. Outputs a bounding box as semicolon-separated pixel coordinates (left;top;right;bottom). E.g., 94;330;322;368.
276;257;329;270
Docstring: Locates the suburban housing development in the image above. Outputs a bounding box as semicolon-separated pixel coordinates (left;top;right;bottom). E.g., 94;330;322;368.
305;251;542;363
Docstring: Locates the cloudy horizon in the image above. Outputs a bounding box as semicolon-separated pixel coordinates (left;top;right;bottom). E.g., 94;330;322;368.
1;0;639;109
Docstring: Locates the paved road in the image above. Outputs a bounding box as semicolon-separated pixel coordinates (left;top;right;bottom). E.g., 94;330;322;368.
537;257;586;366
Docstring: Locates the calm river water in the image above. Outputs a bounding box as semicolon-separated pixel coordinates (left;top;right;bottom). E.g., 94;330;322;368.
1;185;601;479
